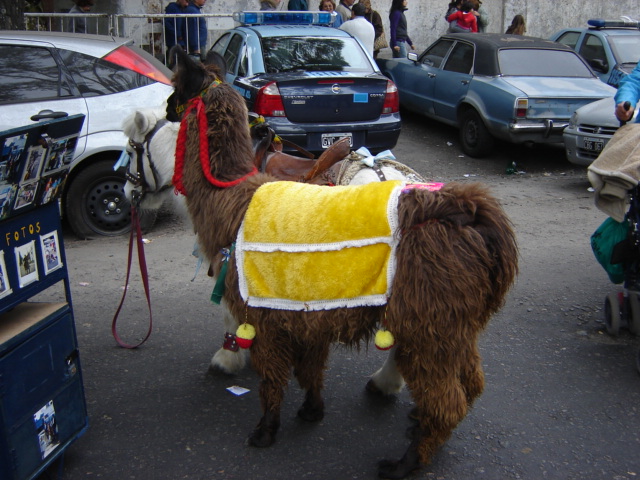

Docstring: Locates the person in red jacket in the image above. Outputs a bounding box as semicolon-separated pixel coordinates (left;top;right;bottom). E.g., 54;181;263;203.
447;0;477;33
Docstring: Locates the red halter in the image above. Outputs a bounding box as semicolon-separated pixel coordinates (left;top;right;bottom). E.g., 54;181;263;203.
173;83;258;196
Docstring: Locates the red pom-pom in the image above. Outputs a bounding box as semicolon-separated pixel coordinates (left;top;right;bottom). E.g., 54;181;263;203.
236;336;253;349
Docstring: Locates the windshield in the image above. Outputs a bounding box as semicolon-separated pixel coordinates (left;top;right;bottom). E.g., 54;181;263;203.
499;49;594;77
608;35;640;65
261;36;372;73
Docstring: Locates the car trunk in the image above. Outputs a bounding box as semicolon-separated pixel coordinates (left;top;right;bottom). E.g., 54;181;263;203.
277;76;387;123
503;77;615;120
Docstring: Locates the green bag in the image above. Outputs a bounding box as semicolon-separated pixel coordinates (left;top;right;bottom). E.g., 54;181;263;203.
591;216;630;284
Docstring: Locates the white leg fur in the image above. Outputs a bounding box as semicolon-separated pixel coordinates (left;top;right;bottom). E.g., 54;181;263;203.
369;346;406;395
210;300;247;374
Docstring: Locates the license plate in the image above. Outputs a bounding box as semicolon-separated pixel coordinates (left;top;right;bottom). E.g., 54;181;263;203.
321;133;353;149
582;136;604;152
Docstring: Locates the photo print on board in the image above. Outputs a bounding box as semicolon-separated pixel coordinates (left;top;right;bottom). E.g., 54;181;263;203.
40;230;62;275
0;250;11;299
14;240;39;288
0;133;28;183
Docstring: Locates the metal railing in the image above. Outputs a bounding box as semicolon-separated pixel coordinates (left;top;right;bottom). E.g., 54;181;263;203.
23;12;235;64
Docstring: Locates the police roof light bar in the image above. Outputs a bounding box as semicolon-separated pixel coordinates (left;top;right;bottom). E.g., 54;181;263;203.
588;18;640;29
233;11;335;26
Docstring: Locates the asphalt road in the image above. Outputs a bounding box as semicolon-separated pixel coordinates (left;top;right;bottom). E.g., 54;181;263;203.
39;110;640;480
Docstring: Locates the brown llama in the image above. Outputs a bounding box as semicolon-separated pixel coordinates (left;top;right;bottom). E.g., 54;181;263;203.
173;68;518;478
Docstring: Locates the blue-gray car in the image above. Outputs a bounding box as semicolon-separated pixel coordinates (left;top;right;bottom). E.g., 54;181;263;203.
377;33;617;158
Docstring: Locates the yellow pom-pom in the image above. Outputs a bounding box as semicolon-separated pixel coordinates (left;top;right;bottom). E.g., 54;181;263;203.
236;323;256;349
236;323;256;340
375;330;395;350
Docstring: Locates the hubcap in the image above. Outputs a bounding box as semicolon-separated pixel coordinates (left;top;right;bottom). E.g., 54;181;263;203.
86;179;131;234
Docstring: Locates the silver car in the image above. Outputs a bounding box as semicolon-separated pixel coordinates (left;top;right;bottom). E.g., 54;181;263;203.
563;97;638;166
0;31;174;238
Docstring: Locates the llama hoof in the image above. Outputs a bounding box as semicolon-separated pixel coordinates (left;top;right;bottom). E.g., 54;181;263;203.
365;378;385;395
247;428;275;448
297;405;324;422
377;458;420;479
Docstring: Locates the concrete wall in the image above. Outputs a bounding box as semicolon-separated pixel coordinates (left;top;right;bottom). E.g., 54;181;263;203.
55;0;640;53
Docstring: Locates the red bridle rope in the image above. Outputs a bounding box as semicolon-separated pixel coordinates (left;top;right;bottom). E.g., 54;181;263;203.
173;86;258;195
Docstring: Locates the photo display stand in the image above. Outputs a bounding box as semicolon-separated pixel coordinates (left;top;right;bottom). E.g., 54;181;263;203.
0;115;89;480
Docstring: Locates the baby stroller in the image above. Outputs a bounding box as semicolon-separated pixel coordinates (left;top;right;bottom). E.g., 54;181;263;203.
588;117;640;374
597;185;640;373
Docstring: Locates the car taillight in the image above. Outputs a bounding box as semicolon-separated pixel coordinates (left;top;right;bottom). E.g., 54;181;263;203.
254;81;286;117
515;98;528;118
103;45;172;85
382;80;399;114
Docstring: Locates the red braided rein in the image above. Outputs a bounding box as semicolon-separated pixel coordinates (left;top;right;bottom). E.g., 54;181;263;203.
173;95;258;196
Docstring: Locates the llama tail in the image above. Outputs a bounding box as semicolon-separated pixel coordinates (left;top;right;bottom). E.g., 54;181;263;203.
393;182;518;329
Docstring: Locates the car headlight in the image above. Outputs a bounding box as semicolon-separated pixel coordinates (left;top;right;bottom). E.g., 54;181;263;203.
568;112;578;129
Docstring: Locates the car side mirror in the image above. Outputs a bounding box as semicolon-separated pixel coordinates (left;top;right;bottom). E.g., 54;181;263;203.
589;58;608;74
408;52;418;63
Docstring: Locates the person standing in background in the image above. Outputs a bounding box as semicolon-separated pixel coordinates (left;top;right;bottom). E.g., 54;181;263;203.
261;0;281;9
336;0;355;23
287;0;308;10
471;0;489;32
185;0;207;60
505;14;526;35
164;0;189;54
319;0;343;27
66;0;94;33
359;0;384;58
389;0;415;58
446;1;477;32
340;2;374;56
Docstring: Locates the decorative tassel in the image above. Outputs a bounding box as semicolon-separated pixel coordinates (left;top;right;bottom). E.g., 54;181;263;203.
375;329;395;350
236;323;256;349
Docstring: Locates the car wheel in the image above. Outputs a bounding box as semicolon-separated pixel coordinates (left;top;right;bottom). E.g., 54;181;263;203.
64;159;157;239
459;109;494;158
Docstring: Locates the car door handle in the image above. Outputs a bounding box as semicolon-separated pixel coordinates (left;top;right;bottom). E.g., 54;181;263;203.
30;110;69;121
427;73;436;78
460;80;469;85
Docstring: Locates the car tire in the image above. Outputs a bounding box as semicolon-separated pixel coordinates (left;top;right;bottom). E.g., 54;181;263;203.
459;109;494;158
64;159;157;239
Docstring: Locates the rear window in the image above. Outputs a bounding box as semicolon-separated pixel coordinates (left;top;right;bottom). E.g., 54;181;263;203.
261;36;372;73
499;49;594;77
59;46;170;97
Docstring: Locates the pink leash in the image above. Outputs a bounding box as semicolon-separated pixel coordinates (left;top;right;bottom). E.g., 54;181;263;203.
111;203;153;348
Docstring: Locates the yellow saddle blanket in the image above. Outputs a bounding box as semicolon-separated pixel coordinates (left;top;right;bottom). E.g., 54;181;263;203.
236;180;403;311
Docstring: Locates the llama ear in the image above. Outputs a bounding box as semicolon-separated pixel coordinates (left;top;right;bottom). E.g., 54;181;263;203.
134;110;151;136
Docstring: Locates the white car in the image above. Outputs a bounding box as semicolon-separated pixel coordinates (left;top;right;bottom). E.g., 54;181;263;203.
0;31;174;238
563;97;638;166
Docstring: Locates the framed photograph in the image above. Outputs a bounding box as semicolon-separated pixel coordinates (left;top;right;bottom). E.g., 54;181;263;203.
21;143;46;183
0;133;28;183
0;251;11;299
14;240;38;288
62;136;79;165
13;182;38;210
33;400;60;460
42;138;68;174
0;183;17;220
37;170;68;206
40;230;62;275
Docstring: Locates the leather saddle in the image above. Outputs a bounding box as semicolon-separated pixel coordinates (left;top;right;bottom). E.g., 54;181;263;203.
250;115;350;185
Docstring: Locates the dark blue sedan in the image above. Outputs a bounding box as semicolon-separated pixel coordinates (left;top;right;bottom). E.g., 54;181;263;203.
377;33;616;157
209;11;401;154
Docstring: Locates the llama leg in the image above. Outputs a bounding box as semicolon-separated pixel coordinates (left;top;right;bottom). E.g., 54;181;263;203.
366;346;405;395
460;341;484;406
210;303;247;374
292;340;330;422
378;348;469;479
248;332;292;448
